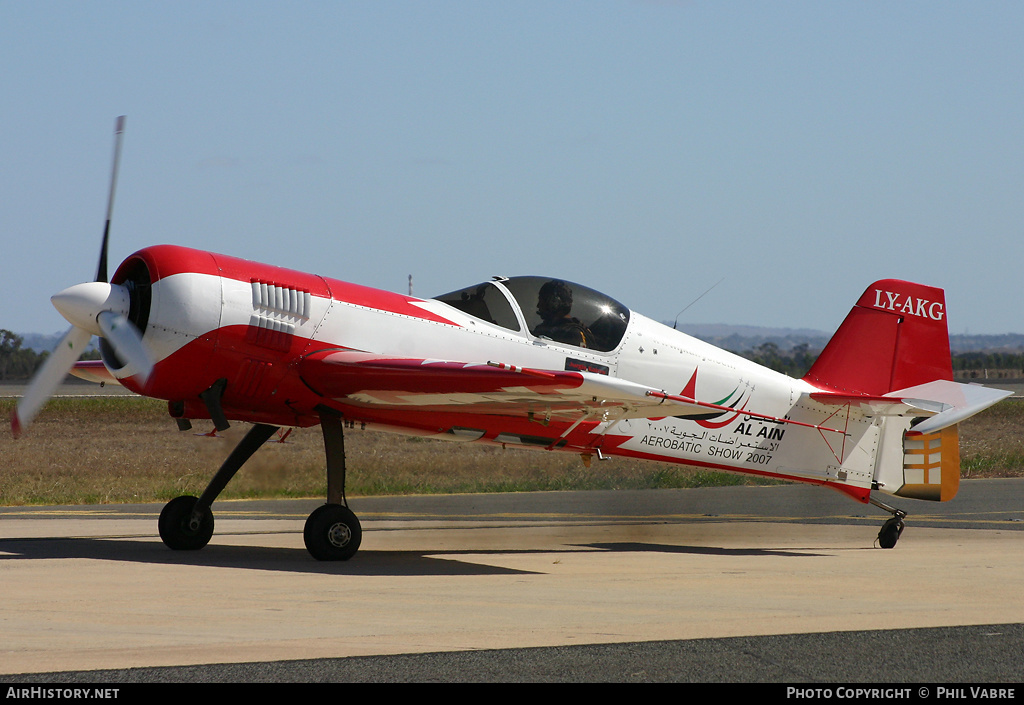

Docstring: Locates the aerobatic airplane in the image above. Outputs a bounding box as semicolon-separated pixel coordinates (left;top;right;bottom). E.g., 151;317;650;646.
12;118;1012;560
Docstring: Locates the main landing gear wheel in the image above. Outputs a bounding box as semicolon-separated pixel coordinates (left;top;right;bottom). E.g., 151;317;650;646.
304;503;362;561
159;495;215;551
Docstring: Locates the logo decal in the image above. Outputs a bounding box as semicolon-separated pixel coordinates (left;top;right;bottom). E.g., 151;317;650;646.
673;368;751;428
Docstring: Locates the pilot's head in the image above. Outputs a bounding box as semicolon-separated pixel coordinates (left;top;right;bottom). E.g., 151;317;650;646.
537;279;573;320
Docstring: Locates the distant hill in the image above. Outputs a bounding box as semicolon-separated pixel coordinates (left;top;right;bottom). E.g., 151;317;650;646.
948;333;1024;354
676;324;829;353
20;332;100;354
675;324;1024;355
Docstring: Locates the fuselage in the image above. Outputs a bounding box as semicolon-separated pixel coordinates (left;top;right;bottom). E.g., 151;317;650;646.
108;244;882;501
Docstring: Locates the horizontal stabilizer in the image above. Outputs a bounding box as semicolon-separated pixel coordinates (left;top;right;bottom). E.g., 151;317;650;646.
809;380;1011;433
896;381;1012;433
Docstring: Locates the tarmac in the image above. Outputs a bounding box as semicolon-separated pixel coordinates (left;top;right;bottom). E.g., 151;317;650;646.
2;483;1023;679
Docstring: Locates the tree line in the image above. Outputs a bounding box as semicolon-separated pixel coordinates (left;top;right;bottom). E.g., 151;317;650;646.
0;330;100;381
740;341;1024;379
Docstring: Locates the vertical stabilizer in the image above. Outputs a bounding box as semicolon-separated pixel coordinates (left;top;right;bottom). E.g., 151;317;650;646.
803;279;952;396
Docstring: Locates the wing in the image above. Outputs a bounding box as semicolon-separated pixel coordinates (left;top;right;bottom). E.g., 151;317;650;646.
298;350;702;422
69;359;121;386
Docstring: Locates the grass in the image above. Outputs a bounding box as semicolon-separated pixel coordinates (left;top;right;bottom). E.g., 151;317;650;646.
1;396;1022;506
958;396;1024;476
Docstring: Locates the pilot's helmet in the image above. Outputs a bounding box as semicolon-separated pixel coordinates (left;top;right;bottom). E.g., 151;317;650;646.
537;279;573;318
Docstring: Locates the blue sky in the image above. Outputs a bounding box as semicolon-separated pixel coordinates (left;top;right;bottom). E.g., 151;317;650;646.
2;1;1022;338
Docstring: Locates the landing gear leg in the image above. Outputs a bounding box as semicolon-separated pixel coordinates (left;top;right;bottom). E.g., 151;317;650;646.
158;423;280;551
302;408;362;561
869;496;907;549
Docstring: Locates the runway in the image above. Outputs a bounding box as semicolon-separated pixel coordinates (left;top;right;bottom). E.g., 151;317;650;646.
1;481;1023;682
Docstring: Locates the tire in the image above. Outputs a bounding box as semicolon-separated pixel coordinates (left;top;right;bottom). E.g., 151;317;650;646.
877;518;904;549
304;503;362;561
158;495;215;551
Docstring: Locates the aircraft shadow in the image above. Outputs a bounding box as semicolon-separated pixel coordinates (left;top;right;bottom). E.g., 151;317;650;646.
0;535;826;575
0;536;536;576
579;541;830;557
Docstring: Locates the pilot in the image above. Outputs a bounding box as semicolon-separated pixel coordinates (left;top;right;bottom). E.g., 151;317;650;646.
534;279;591;348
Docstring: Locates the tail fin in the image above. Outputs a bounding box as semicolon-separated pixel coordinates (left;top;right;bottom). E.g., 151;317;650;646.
804;280;1011;503
803;279;952;395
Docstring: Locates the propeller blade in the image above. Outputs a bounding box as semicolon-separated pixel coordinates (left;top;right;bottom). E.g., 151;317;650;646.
12;326;92;438
14;117;140;439
96;115;126;283
97;310;153;384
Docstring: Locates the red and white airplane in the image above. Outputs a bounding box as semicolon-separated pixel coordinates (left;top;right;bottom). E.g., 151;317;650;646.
12;119;1012;560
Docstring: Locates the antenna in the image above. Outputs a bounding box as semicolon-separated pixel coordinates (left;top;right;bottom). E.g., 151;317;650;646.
673;278;724;330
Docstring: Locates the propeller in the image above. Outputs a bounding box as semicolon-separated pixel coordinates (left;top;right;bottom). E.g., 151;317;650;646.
12;116;154;438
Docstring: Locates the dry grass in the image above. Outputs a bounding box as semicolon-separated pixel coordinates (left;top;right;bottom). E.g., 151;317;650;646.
958;396;1024;476
1;396;1021;506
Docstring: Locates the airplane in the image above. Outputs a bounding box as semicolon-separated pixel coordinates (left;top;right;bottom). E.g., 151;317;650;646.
12;118;1012;561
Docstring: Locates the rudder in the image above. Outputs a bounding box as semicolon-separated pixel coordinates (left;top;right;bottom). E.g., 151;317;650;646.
898;425;961;501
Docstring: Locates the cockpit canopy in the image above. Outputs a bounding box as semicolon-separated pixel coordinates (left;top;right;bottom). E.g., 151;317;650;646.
433;276;630;352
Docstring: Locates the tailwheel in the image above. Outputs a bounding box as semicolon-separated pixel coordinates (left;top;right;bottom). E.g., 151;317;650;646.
869;495;907;549
304;503;362;561
158;495;215;551
877;515;906;549
869;495;908;549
